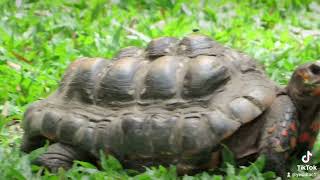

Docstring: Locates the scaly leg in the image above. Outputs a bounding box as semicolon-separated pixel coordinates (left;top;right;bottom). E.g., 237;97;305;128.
259;95;298;178
35;143;92;172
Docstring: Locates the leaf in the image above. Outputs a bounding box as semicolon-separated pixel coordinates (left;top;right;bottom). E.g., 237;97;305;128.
6;168;26;180
204;7;217;22
27;141;49;161
238;156;270;179
17;155;33;179
99;151;123;171
225;163;236;176
111;19;151;42
212;176;223;180
74;161;97;169
90;0;106;22
196;172;212;180
221;144;236;168
262;171;276;179
253;155;266;172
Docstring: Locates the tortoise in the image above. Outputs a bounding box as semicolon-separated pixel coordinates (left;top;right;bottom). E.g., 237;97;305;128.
20;33;320;177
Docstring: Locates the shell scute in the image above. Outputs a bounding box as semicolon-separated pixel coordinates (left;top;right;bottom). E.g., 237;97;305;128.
204;110;241;139
229;97;262;124
41;111;62;140
149;114;179;154
58;115;86;145
121;114;153;155
116;46;144;59
183;55;229;97
147;37;179;58
64;58;108;103
97;57;142;103
141;56;180;99
181;115;213;154
178;34;224;57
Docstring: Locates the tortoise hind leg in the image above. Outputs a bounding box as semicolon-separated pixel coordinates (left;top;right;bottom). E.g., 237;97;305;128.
259;95;297;178
35;143;92;172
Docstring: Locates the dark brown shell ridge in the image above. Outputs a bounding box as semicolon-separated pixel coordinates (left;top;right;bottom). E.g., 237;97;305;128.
56;34;238;106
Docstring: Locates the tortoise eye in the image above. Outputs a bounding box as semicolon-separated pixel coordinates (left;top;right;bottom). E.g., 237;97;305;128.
310;64;320;75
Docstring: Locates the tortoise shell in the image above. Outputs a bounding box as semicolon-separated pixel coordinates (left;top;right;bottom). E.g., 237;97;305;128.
23;34;278;171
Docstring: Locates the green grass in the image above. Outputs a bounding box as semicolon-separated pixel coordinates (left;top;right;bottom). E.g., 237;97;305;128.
0;0;320;179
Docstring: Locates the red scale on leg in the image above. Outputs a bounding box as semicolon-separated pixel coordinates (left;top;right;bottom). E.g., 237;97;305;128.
299;132;311;143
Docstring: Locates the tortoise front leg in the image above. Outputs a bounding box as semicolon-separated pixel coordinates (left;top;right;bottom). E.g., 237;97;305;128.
259;95;297;178
35;143;92;172
20;101;47;153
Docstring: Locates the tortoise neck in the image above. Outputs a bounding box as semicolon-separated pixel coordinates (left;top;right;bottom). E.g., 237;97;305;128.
297;105;318;131
287;83;319;127
287;85;320;150
296;102;320;152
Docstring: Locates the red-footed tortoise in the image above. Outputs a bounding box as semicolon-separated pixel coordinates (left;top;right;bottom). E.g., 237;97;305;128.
21;34;320;177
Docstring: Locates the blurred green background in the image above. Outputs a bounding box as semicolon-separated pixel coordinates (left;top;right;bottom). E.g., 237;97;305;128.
0;0;319;179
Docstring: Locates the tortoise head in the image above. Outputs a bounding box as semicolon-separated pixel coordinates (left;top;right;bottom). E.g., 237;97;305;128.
287;61;320;149
288;61;320;107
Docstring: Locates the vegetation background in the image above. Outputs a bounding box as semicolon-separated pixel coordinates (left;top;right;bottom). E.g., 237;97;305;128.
0;0;320;179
